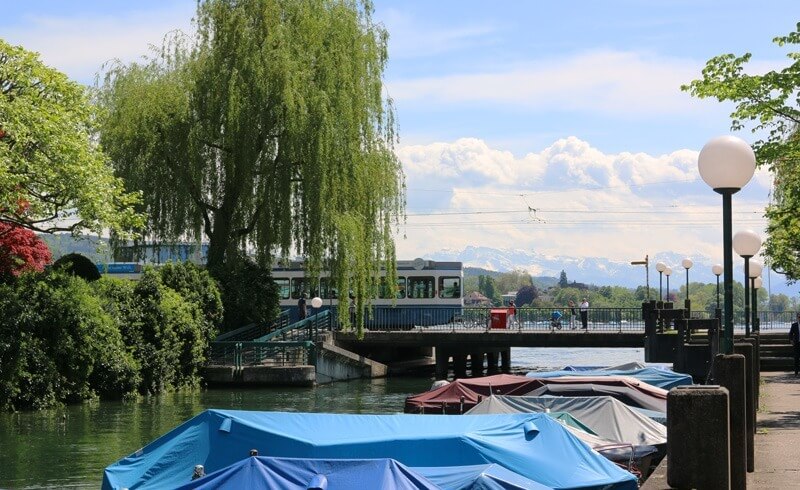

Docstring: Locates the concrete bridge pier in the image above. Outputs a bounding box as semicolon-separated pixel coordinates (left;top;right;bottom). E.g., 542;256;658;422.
470;352;485;377
501;349;511;373
434;348;449;380
486;351;499;375
453;353;468;379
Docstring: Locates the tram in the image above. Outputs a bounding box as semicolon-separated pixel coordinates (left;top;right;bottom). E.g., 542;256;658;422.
274;258;464;327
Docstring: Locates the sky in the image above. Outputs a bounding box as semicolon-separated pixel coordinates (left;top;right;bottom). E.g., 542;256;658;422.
2;0;799;271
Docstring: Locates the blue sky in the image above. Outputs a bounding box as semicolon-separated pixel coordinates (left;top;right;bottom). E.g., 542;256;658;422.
2;1;798;276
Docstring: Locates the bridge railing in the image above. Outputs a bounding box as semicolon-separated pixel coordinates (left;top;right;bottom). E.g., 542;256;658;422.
256;310;332;342
324;306;647;332
209;340;314;368
214;310;290;341
754;310;799;332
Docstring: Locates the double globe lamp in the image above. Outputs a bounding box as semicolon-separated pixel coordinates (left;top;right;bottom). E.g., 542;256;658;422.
698;135;756;354
733;230;762;337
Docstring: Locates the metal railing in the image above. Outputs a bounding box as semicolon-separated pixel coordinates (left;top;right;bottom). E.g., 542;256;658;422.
214;310;290;341
325;306;647;332
209;340;314;368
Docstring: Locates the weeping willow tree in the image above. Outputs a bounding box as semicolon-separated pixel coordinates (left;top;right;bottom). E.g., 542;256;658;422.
98;0;404;334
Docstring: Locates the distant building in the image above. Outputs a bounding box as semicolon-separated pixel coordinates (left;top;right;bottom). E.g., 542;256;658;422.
465;291;492;306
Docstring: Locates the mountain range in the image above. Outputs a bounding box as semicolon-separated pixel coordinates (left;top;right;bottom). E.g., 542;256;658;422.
426;245;798;297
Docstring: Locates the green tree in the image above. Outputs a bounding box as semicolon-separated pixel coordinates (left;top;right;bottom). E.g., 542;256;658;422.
97;0;403;335
0;39;142;236
558;270;568;288
682;23;800;281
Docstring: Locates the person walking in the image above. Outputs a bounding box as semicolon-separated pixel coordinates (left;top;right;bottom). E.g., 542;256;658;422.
568;300;577;329
579;298;589;330
298;293;308;320
790;313;800;376
507;300;517;328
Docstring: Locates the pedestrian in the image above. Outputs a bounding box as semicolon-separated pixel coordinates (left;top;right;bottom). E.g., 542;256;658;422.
568;300;577;329
790;313;800;376
298;293;307;320
349;296;356;325
507;300;517;328
580;298;589;330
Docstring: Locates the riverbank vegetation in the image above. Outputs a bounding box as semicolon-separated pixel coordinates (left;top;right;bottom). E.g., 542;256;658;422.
0;261;222;411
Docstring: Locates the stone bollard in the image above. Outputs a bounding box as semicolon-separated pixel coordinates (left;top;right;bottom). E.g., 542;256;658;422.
715;353;747;489
735;340;757;474
667;385;730;489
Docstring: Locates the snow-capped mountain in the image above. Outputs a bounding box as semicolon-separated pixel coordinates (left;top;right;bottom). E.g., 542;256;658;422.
425;245;797;296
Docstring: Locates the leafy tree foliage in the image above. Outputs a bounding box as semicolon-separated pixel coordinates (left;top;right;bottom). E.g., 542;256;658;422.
558;270;568;288
682;23;800;281
97;0;404;335
0;39;143;236
158;261;223;333
515;285;539;306
0;272;139;410
53;253;101;282
215;255;280;331
0;222;51;280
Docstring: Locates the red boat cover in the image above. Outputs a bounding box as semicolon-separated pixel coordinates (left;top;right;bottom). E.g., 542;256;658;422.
404;374;667;414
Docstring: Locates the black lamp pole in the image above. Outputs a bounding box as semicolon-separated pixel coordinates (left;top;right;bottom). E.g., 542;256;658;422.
742;256;751;337
751;278;758;333
719;189;735;354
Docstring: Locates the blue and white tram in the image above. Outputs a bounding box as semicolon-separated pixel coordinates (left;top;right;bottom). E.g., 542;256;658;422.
273;259;463;327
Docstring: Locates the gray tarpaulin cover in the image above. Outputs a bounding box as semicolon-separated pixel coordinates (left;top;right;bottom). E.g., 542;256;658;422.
466;395;666;447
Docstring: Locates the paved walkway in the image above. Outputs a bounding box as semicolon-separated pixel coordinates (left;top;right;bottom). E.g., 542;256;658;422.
644;371;800;489
748;371;800;488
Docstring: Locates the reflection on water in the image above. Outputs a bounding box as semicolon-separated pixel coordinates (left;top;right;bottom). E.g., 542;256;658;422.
0;347;646;489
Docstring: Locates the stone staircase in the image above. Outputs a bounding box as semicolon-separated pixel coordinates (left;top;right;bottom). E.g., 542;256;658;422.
758;332;796;372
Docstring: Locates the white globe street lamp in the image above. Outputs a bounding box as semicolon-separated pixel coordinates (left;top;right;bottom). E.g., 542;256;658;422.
734;230;762;337
656;261;666;302
748;261;763;334
698;136;757;353
712;264;723;312
682;257;694;312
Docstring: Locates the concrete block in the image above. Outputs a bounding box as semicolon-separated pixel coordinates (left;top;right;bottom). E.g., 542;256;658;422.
734;342;755;472
241;366;315;386
714;354;747;489
667;385;729;490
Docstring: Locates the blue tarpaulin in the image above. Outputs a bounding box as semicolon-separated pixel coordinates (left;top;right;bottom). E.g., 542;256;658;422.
102;410;637;490
173;456;440;490
527;367;691;390
416;464;552;490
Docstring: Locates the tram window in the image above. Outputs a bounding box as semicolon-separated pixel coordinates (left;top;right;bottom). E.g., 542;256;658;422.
320;278;338;299
291;278;309;299
379;276;407;299
407;276;435;299
275;277;290;300
439;277;461;299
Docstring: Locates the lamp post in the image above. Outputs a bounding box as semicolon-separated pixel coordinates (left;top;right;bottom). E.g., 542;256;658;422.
748;261;763;334
712;264;723;318
752;276;763;333
698;135;756;354
733;230;762;337
656;262;666;303
664;266;672;305
630;255;650;301
682;257;693;314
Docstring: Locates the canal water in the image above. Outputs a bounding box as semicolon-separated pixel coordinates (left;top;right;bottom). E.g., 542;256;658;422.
0;347;644;489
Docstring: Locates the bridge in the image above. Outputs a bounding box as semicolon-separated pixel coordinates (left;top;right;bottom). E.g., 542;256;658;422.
207;306;798;382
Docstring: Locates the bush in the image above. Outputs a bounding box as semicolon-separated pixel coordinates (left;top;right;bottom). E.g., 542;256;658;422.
94;270;214;394
157;261;223;337
216;255;279;331
0;272;139;410
53;253;101;282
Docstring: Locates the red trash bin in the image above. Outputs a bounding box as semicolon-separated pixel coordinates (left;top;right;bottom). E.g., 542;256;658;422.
490;309;508;329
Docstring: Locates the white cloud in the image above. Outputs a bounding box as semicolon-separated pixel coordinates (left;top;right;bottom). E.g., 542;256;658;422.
394;136;771;262
3;5;195;83
389;50;714;118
